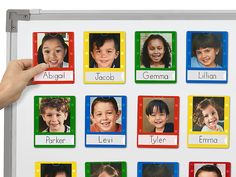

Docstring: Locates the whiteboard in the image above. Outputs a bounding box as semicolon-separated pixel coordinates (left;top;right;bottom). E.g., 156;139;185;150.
5;10;236;177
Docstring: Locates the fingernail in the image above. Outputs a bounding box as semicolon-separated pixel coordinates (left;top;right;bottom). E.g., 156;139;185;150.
42;63;50;68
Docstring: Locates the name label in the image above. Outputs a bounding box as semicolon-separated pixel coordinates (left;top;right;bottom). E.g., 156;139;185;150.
136;70;175;81
86;72;124;82
188;134;228;145
35;135;74;145
138;134;177;145
34;71;74;81
187;70;226;81
86;134;126;145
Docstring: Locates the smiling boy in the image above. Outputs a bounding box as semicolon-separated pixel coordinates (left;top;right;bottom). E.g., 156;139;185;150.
195;165;223;177
145;99;174;133
89;34;120;68
40;98;70;133
42;164;71;177
90;97;122;132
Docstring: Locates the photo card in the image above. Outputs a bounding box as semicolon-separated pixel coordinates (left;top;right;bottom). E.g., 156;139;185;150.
85;95;127;147
32;32;75;84
189;162;231;177
138;162;179;177
35;162;76;177
186;31;228;83
135;31;177;83
137;96;179;148
85;161;127;177
34;96;76;148
84;32;126;84
187;96;230;148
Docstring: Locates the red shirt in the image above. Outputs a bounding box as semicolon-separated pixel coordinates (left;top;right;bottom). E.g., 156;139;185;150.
90;123;122;132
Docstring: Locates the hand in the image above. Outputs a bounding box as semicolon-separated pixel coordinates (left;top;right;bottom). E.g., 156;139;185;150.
0;59;49;109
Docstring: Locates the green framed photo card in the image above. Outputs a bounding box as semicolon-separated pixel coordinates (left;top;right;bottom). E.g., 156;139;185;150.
135;31;177;83
85;162;127;177
34;96;76;148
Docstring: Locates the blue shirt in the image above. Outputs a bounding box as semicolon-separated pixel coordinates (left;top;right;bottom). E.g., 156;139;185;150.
191;56;222;68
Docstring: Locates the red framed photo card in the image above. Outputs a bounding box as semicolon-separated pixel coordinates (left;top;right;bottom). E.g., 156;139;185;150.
32;32;75;84
189;162;231;177
137;95;179;148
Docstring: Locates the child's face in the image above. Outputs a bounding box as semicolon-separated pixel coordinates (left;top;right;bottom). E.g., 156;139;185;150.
202;105;219;130
55;172;67;177
147;39;165;64
146;106;168;132
91;40;119;68
195;47;219;67
98;171;113;177
42;39;67;68
41;107;68;132
197;171;219;177
91;102;121;132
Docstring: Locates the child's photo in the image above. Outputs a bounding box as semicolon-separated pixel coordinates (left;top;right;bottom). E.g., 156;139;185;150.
186;32;228;83
139;32;173;68
142;163;174;177
33;32;74;83
84;32;125;84
187;32;228;69
34;96;75;147
192;97;224;132
85;96;126;147
40;163;72;177
194;163;227;177
39;97;71;133
142;98;175;133
90;163;122;177
35;32;72;68
89;33;120;68
90;96;122;132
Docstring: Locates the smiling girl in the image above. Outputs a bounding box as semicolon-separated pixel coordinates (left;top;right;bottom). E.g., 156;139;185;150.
141;34;172;68
193;98;224;132
38;33;69;68
191;33;222;68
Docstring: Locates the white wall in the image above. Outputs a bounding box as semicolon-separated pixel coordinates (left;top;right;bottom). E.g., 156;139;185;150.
0;1;236;176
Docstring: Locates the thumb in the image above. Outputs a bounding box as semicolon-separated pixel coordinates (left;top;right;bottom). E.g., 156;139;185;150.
24;63;49;81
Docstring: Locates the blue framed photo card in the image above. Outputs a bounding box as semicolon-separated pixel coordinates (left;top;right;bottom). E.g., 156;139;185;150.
138;162;179;177
186;31;228;83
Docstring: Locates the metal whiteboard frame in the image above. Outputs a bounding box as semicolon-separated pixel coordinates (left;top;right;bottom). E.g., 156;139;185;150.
5;9;236;177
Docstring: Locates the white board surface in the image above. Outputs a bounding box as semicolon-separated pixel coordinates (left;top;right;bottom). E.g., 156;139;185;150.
8;14;236;176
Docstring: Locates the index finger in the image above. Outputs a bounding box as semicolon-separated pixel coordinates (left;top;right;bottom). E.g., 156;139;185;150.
17;59;33;69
